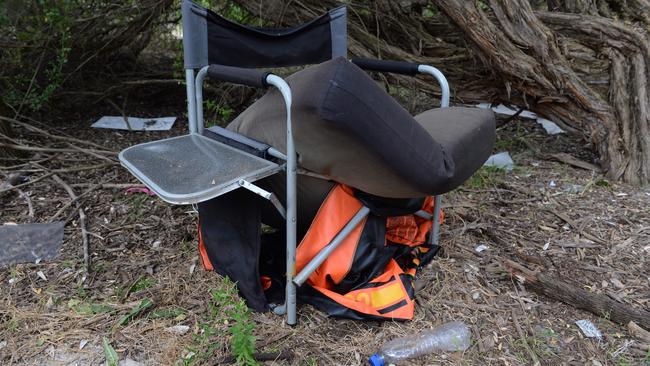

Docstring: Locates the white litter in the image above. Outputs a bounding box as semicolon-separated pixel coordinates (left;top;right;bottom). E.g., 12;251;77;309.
79;339;88;350
536;118;565;134
0;341;7;350
36;271;47;281
475;244;489;253
484;151;514;171
91;116;176;131
166;325;190;335
575;319;602;340
476;103;565;135
543;242;550;251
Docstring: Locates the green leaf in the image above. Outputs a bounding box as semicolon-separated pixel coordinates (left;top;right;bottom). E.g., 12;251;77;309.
102;337;119;366
117;298;153;326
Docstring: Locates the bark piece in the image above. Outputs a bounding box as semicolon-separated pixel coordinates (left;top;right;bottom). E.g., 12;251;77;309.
504;259;650;329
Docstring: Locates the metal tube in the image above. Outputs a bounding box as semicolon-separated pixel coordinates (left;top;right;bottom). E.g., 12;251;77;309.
293;206;370;286
429;196;442;246
185;69;198;134
415;210;433;221
417;65;449;247
417;65;450;108
194;66;209;135
265;75;297;325
267;147;287;161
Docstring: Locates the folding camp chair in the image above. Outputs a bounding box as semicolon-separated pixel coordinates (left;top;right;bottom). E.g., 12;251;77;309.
119;0;487;325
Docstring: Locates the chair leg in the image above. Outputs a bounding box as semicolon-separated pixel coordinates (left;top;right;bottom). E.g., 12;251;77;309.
285;170;298;325
430;195;442;246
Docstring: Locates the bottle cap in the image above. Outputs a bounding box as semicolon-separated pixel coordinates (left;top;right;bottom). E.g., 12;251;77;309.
368;353;384;366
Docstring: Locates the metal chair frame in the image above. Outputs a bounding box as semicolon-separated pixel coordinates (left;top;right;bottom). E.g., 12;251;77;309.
120;1;450;325
183;65;449;325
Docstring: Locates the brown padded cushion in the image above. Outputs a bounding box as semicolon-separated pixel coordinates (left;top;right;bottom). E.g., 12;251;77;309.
228;58;495;198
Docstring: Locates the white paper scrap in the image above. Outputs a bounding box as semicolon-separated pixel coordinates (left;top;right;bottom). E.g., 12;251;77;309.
166;325;190;335
91;116;176;131
475;244;489;253
476;103;564;135
575;319;602;339
484;152;514;171
536;118;564;135
36;271;47;281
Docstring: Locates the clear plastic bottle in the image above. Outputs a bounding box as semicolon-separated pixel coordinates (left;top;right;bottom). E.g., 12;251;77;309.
369;321;471;366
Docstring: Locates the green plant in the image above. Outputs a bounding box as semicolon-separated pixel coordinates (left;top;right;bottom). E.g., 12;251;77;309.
103;337;119;366
117;298;154;326
422;5;438;18
148;307;187;320
182;279;258;366
67;298;116;315
494;136;522;151
130;277;156;293
464;166;506;189
595;179;610;187
205;99;234;128
210;281;258;366
4;316;19;332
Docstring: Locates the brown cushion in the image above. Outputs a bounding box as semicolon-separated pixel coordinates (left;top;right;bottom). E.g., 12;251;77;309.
228;58;495;198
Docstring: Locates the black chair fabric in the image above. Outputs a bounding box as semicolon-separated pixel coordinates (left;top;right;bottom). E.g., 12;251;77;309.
182;0;347;69
228;57;496;198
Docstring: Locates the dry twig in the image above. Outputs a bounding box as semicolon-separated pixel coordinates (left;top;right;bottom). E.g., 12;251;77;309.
511;309;540;366
52;174;90;280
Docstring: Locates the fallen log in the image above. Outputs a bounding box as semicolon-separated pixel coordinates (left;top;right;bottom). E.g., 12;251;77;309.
503;259;650;329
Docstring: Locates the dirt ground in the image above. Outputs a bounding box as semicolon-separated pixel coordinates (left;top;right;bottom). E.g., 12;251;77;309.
1;89;650;366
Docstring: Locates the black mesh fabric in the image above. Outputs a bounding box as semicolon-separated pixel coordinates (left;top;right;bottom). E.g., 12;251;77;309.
206;12;334;68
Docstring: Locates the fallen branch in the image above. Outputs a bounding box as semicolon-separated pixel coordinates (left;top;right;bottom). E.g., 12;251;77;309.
628;321;650;343
0;142;115;156
49;183;103;222
16;189;34;218
0;164;114;195
52;174;90;280
66;143;118;163
0;172;54;194
0;116;112;151
512;309;540;366
504;259;650;329
550;153;602;173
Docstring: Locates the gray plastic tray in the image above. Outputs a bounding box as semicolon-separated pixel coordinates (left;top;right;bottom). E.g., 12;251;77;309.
119;134;280;204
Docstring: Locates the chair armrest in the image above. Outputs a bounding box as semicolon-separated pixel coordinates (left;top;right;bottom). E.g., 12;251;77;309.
207;64;271;88
351;58;450;108
194;65;284;134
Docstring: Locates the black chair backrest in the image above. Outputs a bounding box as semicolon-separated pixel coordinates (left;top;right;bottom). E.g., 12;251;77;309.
181;0;347;69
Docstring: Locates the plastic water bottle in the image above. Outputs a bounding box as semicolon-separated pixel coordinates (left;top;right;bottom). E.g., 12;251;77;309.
368;321;471;366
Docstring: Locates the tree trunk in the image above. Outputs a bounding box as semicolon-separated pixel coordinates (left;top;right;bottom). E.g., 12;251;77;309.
434;0;650;183
236;0;650;184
